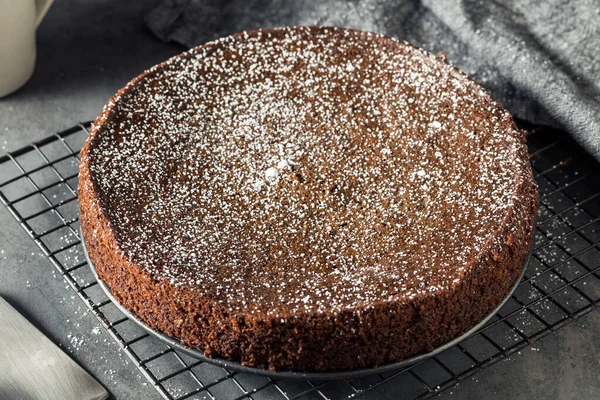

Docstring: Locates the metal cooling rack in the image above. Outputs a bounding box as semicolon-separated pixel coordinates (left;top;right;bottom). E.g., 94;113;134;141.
0;122;599;400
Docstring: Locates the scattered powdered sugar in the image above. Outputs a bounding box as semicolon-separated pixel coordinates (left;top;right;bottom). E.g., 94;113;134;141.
84;27;528;316
67;333;85;350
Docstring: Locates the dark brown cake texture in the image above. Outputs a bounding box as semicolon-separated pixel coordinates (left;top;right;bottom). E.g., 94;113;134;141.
79;26;539;371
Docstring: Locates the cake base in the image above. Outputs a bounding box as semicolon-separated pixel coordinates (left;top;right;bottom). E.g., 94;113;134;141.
82;229;529;380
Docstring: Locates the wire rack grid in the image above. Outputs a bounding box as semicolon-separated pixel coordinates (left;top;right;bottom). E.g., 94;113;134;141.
0;122;599;400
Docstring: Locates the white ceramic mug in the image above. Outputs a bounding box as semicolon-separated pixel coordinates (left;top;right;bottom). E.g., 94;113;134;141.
0;0;54;98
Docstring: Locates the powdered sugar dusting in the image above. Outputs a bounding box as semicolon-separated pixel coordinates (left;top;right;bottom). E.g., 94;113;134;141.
85;27;526;316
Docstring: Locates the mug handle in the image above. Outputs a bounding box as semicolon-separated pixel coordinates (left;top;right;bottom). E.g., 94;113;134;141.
35;0;55;27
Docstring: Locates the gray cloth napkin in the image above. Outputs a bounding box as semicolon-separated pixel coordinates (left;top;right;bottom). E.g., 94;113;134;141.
145;0;600;161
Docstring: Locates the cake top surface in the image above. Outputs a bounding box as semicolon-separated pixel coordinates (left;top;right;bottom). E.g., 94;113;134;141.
84;26;525;317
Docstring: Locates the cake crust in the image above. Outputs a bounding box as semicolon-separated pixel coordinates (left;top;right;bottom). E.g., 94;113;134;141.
79;26;538;371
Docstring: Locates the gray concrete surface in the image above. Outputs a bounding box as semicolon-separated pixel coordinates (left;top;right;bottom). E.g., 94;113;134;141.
0;1;599;399
436;312;600;399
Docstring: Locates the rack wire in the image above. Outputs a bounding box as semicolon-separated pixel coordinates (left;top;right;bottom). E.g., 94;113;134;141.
0;122;598;400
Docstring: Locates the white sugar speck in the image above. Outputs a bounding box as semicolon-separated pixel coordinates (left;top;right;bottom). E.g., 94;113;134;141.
277;159;291;170
253;179;266;191
265;167;279;182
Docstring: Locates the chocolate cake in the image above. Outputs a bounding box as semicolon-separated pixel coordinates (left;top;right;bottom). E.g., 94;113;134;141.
79;26;538;371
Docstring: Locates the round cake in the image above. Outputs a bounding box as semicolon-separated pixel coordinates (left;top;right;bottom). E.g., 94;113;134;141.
79;26;538;372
